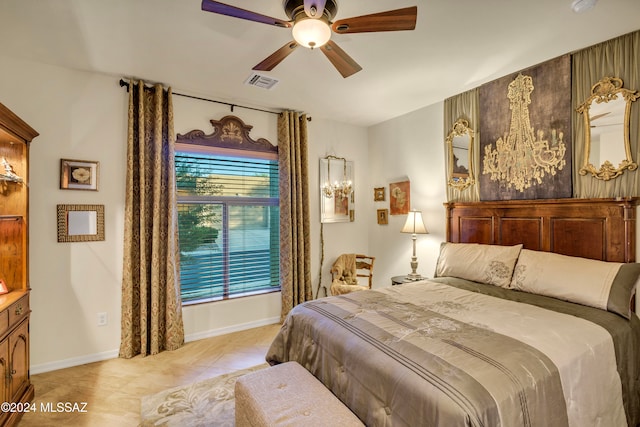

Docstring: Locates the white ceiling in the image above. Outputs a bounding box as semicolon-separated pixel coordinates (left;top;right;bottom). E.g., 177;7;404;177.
1;0;640;127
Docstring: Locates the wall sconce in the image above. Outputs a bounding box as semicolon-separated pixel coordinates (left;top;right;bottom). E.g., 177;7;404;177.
321;155;353;199
401;210;428;280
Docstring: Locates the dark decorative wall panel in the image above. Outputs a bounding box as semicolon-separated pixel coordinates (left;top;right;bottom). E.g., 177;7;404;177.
479;55;572;200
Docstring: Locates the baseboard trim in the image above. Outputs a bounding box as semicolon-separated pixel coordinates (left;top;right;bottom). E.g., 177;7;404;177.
30;317;281;375
185;316;280;342
31;349;120;375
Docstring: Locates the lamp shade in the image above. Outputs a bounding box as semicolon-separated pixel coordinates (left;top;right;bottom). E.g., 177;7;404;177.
292;18;331;48
401;210;428;234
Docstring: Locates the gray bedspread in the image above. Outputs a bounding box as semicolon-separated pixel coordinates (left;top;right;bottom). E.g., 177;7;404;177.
266;278;640;427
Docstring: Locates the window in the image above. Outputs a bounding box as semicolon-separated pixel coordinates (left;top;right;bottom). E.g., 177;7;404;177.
175;147;280;304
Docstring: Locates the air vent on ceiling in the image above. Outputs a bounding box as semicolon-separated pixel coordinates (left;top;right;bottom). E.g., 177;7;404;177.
244;73;280;90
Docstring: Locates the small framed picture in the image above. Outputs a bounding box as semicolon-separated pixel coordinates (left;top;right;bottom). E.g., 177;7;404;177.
374;187;385;201
60;159;99;191
0;278;8;295
377;209;389;225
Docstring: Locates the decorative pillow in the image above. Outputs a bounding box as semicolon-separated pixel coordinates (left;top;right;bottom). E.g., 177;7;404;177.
434;242;523;288
510;249;640;319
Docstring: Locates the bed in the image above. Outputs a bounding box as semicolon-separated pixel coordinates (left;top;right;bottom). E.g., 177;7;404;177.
266;198;640;426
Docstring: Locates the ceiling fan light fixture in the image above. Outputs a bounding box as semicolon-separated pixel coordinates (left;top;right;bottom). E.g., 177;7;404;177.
292;17;331;49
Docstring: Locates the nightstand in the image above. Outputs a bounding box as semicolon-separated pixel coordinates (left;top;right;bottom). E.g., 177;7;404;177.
391;275;410;285
391;275;428;285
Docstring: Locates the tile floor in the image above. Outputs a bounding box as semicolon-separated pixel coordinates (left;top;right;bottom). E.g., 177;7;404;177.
17;323;282;427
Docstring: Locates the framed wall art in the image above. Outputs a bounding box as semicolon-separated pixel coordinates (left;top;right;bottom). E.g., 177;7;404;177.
60;159;99;191
377;209;389;225
479;55;572;200
389;180;410;215
374;187;385;201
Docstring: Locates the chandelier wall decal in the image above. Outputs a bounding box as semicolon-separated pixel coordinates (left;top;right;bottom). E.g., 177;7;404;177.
482;73;567;192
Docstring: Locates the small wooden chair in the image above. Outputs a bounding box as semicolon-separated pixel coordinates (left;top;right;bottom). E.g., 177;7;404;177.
330;254;375;295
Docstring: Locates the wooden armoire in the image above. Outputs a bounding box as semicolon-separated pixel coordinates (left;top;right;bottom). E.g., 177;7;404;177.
0;102;38;426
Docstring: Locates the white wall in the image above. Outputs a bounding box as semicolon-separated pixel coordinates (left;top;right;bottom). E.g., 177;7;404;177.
3;53;635;373
307;118;370;296
171;95;283;342
0;54;371;373
368;103;447;286
0;56;127;373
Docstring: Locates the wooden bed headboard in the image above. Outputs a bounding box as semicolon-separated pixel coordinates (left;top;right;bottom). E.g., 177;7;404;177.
445;198;640;263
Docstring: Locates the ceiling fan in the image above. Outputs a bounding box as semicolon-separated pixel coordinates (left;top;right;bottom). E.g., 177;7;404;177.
201;0;417;78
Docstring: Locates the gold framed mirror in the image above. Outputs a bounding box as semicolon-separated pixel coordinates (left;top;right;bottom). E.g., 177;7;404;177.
319;156;354;223
576;76;639;180
57;204;105;242
446;118;475;190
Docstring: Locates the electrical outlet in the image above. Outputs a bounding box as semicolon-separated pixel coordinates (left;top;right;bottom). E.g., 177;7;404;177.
97;312;108;326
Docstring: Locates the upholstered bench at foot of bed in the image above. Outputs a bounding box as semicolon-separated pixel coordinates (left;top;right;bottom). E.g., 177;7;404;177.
235;361;364;427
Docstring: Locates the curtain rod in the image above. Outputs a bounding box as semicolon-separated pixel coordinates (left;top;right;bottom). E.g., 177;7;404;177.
119;79;312;120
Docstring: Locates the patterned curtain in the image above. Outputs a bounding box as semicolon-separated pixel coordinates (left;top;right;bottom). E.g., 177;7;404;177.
119;80;184;358
278;111;312;321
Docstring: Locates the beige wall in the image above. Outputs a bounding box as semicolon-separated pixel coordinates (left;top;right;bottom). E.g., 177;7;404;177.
367;104;447;286
0;55;371;373
5;47;633;374
171;95;282;343
0;56;127;373
307;118;371;295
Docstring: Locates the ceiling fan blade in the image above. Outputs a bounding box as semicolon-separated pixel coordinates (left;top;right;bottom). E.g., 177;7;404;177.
331;6;417;34
201;0;292;28
304;0;327;18
253;41;299;71
319;40;362;78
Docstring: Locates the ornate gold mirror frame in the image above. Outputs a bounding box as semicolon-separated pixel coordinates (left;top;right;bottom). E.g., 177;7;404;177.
57;204;105;242
576;76;639;180
446;118;475;190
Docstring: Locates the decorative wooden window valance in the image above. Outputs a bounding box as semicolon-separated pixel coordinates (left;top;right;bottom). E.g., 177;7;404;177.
176;115;277;153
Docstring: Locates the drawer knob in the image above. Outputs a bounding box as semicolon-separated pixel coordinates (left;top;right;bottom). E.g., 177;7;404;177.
14;304;23;316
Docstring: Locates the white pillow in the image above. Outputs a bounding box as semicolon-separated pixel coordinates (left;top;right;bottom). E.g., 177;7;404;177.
435;242;523;288
510;249;640;319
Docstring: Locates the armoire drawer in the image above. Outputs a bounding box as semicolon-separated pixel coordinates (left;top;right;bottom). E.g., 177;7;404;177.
8;294;29;327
